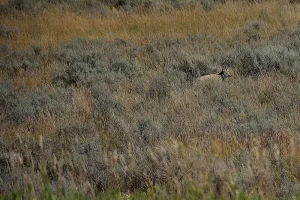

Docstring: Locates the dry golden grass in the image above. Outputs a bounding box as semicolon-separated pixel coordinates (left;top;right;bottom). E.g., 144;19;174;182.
1;1;300;49
0;62;59;89
0;0;7;6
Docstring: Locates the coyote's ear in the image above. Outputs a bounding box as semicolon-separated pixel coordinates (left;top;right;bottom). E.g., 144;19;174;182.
218;68;224;75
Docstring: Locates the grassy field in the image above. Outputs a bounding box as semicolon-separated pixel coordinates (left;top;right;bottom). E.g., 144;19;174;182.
1;1;300;49
1;0;300;199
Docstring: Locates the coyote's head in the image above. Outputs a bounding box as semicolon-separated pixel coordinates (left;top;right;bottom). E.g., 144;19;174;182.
218;68;232;81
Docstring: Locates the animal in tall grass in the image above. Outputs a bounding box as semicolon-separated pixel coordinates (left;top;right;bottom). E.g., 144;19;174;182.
198;68;232;82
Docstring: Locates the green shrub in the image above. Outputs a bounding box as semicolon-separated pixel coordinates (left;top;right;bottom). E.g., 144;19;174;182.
147;76;170;101
53;38;144;88
0;24;18;39
0;83;71;124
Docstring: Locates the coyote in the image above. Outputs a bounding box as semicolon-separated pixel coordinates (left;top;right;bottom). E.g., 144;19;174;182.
198;68;232;82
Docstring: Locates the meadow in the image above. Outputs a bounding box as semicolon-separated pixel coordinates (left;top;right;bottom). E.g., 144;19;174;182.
1;0;300;199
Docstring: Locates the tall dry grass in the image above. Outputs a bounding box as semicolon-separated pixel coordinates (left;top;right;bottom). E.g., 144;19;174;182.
1;1;300;49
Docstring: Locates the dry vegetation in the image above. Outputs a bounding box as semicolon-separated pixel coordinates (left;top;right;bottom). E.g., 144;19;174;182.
1;0;300;199
1;1;300;49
